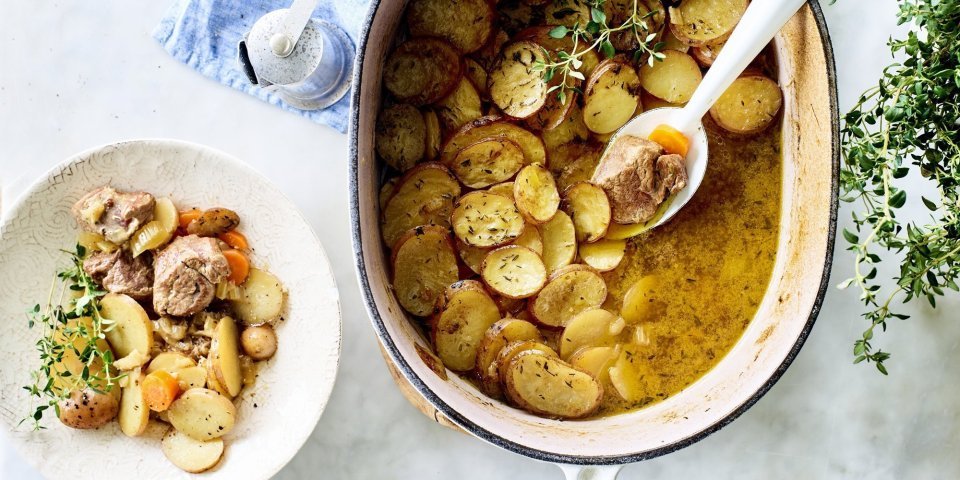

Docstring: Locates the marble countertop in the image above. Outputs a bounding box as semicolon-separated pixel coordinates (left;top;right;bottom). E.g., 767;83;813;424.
2;1;958;479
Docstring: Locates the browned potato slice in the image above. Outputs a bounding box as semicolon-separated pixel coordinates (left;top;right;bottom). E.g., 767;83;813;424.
392;226;460;316
475;318;543;397
118;371;148;436
487;181;515;200
493;340;558;383
451;191;525;247
464;58;489;100
620;275;662;325
457;239;490;275
381;163;461;248
431;280;501;371
503;352;603;418
548;142;601;179
212;317;243;397
582;59;642;134
376;104;426;172
557;152;602;192
379;177;399;211
545;0;591;26
692;40;725;67
384;38;463;106
512;223;543;255
436;77;483;133
543;103;590;153
441;116;546;167
559;309;626;359
407;0;495;54
481;245;547;299
167;388;237;441
423;109;442;160
495;296;528;316
161;428;225;473
450;138;526;189
579;238;626;272
668;0;747;46
472;29;509;70
569;345;622;384
514;164;560;224
530;264;607;328
709;75;783;135
540;211;577;274
488;42;548;119
608;345;660;403
562;182;611;243
639;50;703;104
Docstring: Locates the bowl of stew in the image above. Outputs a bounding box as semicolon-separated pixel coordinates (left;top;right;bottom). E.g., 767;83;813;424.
349;0;838;465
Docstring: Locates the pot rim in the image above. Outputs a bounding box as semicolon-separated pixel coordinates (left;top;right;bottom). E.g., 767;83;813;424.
348;0;840;465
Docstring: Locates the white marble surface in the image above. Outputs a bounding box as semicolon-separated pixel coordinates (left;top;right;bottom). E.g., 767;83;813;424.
2;1;958;479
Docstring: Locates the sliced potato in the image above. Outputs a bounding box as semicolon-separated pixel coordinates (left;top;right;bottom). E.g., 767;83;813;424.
100;293;153;359
562;182;611;243
692;39;725;67
640;91;681;111
604;0;654;52
451;191;525;247
540;211;577;274
450;138;525;189
379;177;399;211
487;181;515;200
436;77;483;133
381;162;462;248
472;29;510;70
569;344;622;384
212;317;243;397
530;264;607;328
512;223;543;255
488;42;548;119
167;388;237;441
162;428;225;473
620;275;663;325
481;245;547;299
709;75;783;135
582;59;642;134
579;238;627;272
431;280;501;371
441;116;546;167
669;0;747;46
639;50;703;104
493;340;558;383
464;58;489;100
542;103;590;153
457;239;490;275
503;352;603;418
608;345;660;403
545;0;591;26
495;295;528;316
513;164;560;224
119;370;149;437
376;104;426;172
474;318;543;396
605;221;651;240
384;38;463;105
175;366;208;391
147;352;196;375
423;109;442;160
232;268;285;325
392;225;460;316
559;309;626;359
406;0;495;54
204;358;230;397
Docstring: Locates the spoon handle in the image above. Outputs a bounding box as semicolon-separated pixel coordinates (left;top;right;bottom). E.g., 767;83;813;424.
674;0;809;132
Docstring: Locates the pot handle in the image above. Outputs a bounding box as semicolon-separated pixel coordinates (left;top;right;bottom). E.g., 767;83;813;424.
556;464;623;480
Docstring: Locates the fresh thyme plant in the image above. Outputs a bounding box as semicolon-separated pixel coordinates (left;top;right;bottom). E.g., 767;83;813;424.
838;0;960;374
22;245;120;428
533;0;666;104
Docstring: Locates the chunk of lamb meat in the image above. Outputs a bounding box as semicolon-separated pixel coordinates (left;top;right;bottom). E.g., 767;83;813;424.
82;250;154;300
72;186;155;244
153;235;230;317
591;136;688;224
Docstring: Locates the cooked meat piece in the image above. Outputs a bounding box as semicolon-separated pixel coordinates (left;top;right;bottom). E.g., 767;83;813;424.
72;186;155;244
153;235;230;317
591;135;688;224
82;250;153;300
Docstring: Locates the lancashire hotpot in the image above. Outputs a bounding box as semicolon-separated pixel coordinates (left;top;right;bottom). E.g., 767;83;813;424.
349;1;838;476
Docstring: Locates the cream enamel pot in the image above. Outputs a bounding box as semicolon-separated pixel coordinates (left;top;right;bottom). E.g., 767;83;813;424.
348;2;839;477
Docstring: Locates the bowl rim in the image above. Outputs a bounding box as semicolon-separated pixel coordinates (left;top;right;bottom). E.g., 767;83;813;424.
1;137;343;479
348;1;839;465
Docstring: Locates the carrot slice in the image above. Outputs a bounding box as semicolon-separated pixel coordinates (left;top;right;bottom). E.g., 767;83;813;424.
649;124;690;157
142;370;181;412
219;230;249;250
223;249;250;284
178;209;202;229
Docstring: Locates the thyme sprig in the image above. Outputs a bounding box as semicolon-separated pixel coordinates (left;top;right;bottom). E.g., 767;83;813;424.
22;244;120;429
838;0;960;375
532;1;665;104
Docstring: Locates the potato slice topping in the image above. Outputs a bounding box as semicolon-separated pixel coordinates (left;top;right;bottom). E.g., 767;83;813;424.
441;116;546;167
559;309;626;359
392;226;460;317
709;75;783;135
436;77;483;133
452;191;525;247
562;182;612;243
376;104;426;172
384;38;463;106
475;319;543;397
514;164;561;224
582;59;642;134
579;238;627;272
530;265;607;328
406;0;495;54
451;139;526;189
503;352;603;418
381;163;461;248
432;280;501;372
481;245;547;299
540;211;577;274
639;50;703;104
489;41;549;119
669;0;748;46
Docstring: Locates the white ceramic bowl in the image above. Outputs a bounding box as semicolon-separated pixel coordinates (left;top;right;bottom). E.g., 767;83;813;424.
0;139;341;479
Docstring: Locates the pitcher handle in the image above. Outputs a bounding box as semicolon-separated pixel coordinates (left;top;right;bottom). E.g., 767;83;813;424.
557;464;623;480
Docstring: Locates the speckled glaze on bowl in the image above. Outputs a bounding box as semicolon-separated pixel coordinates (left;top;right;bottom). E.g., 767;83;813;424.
0;139;342;480
349;0;838;469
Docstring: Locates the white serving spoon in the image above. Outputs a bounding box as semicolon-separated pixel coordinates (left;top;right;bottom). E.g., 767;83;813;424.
608;0;808;235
